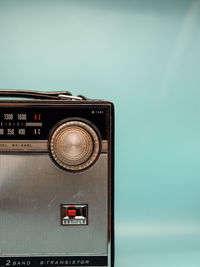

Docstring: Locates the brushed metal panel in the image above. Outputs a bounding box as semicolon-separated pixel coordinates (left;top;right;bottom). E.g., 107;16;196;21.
0;154;108;256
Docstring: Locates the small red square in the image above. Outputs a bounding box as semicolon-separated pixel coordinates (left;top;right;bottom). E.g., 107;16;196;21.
67;209;76;217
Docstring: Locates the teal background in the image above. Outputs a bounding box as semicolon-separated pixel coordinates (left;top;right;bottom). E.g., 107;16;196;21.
1;0;200;266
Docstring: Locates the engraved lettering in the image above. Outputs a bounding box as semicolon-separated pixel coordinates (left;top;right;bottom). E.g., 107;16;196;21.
38;259;91;266
18;114;27;120
5;260;31;266
34;114;41;120
18;129;26;135
7;129;14;135
4;114;13;120
6;260;11;266
34;129;41;135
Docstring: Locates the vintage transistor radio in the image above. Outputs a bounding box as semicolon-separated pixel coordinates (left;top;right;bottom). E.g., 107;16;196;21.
0;90;114;267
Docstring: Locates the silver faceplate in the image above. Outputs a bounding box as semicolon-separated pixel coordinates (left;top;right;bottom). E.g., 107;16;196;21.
0;153;108;256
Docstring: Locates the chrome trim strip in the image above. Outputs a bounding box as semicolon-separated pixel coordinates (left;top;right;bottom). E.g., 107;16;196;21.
0;140;48;152
0;254;108;257
0;140;108;153
58;94;83;100
102;140;108;153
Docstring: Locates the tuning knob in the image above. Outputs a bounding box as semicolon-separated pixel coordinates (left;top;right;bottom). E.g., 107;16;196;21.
49;120;101;171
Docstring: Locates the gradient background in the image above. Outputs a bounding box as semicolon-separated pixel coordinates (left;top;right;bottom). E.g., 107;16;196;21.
1;0;200;266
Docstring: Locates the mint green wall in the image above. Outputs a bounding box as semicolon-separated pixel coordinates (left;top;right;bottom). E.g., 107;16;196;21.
1;0;200;266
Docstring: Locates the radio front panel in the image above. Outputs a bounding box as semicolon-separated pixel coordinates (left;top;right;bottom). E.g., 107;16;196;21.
0;100;114;267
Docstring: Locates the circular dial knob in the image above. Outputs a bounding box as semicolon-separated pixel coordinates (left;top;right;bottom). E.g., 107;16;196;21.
49;120;100;171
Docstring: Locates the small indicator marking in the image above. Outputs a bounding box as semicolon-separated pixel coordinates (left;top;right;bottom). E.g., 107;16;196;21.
26;122;42;127
34;128;41;135
34;114;41;120
61;204;88;226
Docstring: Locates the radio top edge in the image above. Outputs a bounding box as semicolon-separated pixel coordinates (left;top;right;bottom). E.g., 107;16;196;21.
0;89;114;105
